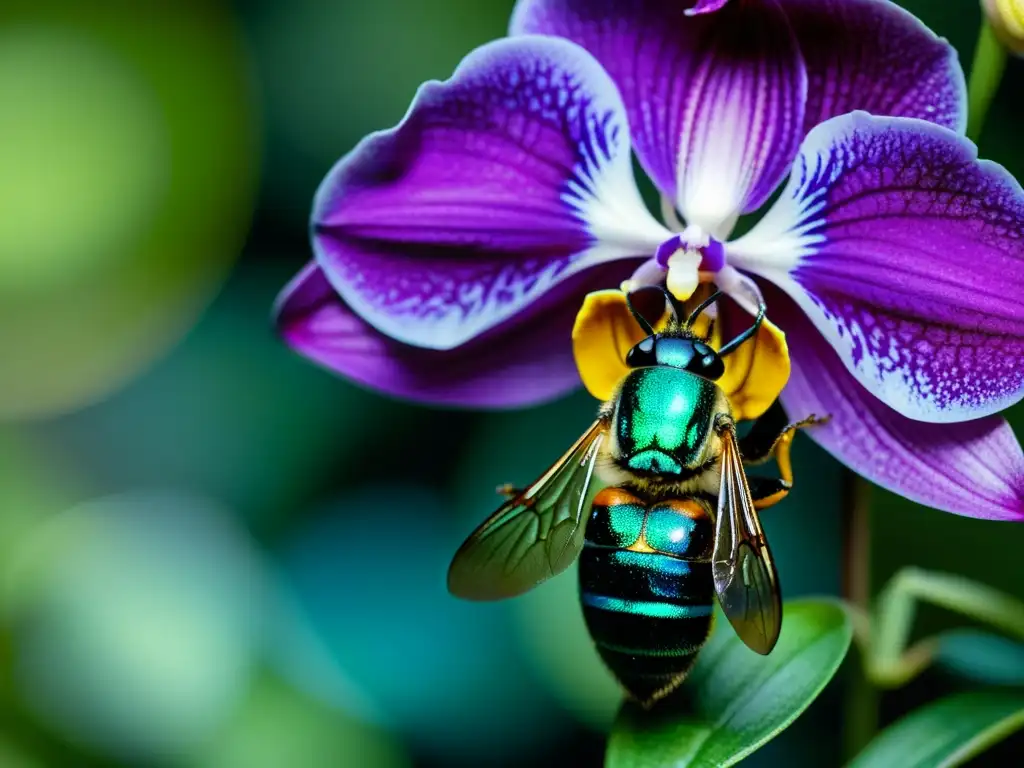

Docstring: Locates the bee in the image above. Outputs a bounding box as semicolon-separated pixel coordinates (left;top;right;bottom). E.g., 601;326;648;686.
448;288;824;707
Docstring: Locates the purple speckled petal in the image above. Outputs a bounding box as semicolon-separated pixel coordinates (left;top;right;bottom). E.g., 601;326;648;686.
511;0;807;237
313;36;668;351
730;112;1024;423
275;262;640;408
772;288;1024;521
779;0;967;134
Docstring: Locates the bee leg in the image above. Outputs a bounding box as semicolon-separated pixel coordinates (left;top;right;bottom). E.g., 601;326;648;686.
740;401;828;468
750;476;792;510
741;401;830;510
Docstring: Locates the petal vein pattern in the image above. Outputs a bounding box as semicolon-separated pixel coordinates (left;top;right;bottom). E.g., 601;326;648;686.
512;0;806;238
312;36;667;350
731;113;1024;422
779;0;967;135
773;289;1024;521
276;262;640;407
675;0;806;235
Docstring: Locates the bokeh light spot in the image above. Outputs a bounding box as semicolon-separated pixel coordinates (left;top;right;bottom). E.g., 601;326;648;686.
197;673;409;768
0;26;165;289
0;739;43;768
4;491;264;764
33;265;401;527
275;486;561;762
513;565;622;731
247;0;503;220
0;2;257;420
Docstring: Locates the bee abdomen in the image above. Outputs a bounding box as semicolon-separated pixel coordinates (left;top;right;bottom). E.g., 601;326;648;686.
580;489;715;706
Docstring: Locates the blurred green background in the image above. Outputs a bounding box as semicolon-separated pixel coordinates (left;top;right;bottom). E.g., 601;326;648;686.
0;1;1021;766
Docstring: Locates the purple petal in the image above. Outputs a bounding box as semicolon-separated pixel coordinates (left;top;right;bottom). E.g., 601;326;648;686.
313;36;668;352
779;0;966;134
511;0;807;237
771;288;1024;522
730;112;1024;423
686;0;730;15
275;262;639;408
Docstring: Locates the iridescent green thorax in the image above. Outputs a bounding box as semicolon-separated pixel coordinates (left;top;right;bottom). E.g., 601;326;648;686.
612;367;718;475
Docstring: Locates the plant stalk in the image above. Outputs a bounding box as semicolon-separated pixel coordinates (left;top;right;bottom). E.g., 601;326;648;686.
841;469;878;762
966;18;1008;143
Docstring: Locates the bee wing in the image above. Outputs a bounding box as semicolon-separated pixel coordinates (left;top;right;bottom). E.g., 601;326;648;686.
448;420;605;601
712;421;782;655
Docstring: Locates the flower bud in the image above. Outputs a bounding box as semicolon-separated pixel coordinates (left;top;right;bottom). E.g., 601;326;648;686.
983;0;1024;55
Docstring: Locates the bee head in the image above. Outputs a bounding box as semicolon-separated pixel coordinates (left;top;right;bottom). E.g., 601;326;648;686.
623;286;765;381
625;334;724;380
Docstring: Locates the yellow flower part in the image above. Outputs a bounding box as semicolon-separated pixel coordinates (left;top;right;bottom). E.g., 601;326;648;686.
572;290;659;403
708;306;790;421
571;289;790;421
984;0;1024;53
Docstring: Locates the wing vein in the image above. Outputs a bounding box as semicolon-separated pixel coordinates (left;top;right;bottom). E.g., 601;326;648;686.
448;421;606;601
712;421;782;655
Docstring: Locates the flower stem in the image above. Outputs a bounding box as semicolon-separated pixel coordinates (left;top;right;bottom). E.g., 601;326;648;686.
841;469;878;762
966;17;1008;144
841;470;872;607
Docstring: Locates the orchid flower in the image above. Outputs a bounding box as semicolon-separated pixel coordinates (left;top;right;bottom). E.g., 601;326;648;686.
275;0;1024;521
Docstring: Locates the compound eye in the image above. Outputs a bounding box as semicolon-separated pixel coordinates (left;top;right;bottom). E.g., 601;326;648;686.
694;351;725;380
626;336;657;368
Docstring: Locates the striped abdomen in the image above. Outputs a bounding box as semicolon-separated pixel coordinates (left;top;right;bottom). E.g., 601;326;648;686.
579;487;714;706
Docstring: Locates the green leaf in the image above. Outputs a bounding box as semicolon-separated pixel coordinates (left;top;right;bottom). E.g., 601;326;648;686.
935;630;1024;687
606;598;851;768
848;691;1024;768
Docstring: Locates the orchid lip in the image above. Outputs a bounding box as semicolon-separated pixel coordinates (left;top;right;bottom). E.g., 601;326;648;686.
654;227;727;272
623;226;733;301
653;236;681;269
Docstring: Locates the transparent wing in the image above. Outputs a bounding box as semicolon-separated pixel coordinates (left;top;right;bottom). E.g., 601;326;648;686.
712;420;782;655
447;420;605;601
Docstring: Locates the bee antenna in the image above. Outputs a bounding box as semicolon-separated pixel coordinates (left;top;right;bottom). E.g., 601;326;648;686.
664;289;687;326
703;316;716;343
685;290;724;328
626;285;688;333
625;290;656;336
719;301;766;358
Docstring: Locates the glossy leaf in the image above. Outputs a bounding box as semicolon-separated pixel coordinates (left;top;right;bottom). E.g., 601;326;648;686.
848;691;1024;768
935;630;1024;687
606;598;851;768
